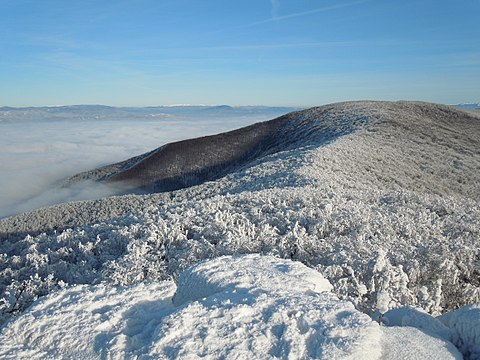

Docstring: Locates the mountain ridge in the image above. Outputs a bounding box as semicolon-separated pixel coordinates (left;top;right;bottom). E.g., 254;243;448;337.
64;100;480;196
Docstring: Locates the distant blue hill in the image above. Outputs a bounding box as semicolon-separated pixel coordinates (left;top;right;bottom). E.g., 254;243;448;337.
0;105;299;123
453;103;480;110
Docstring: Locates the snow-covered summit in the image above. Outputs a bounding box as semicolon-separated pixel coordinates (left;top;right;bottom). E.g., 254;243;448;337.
65;101;480;199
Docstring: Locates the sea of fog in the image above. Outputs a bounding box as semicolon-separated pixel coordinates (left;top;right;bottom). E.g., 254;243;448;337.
0;106;295;218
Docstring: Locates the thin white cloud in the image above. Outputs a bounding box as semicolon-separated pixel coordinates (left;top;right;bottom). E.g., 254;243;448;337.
190;41;362;51
270;0;280;18
227;0;370;31
178;39;419;53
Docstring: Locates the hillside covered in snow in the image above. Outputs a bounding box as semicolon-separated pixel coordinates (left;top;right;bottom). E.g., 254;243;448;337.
1;101;479;358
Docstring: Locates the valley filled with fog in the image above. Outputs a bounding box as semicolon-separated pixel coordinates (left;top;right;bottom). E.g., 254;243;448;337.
0;105;294;218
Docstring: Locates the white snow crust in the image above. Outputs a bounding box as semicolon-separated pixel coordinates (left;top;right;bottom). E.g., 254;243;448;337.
0;255;464;359
438;304;480;359
381;304;480;359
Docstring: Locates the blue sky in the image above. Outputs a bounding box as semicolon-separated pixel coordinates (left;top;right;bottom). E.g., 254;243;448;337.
1;0;479;106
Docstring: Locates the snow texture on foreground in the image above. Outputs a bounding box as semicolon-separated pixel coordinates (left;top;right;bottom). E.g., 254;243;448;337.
0;255;465;359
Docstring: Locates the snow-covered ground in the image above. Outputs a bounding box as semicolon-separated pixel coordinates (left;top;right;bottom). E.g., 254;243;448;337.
0;254;473;359
0;101;479;358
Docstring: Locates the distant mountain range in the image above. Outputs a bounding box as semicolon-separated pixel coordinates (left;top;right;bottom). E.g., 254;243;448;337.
1;102;478;123
0;104;299;123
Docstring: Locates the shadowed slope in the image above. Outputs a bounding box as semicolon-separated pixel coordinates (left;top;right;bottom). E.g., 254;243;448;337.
64;103;373;192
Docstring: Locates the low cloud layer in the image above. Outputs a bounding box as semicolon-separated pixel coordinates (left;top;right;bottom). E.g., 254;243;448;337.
0;106;292;218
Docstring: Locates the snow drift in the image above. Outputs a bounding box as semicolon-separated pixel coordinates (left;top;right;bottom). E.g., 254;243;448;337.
0;255;467;359
0;101;479;358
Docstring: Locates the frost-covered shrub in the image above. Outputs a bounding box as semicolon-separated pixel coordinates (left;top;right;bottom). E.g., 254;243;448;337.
2;184;479;325
0;215;144;324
